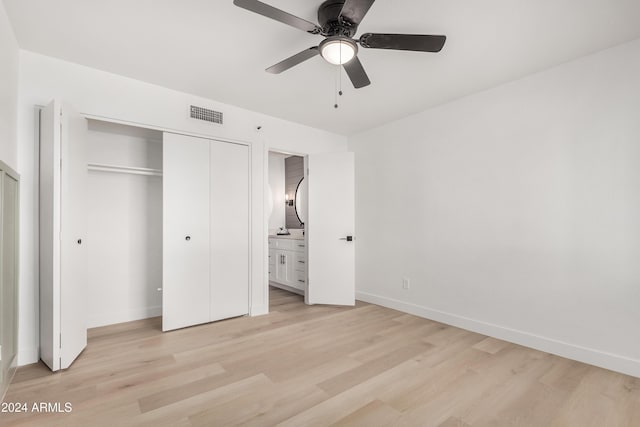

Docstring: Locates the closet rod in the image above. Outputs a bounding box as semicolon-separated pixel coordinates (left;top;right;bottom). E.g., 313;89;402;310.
87;163;163;177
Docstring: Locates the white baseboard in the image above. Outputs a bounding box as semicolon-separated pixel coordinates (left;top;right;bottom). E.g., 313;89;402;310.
356;291;640;378
88;306;162;328
250;304;268;316
17;346;39;366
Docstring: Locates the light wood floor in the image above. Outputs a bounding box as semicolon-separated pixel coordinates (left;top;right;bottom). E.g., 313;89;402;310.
3;288;639;426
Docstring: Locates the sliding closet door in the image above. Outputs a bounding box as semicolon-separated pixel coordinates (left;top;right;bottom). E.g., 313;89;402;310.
163;133;211;331
210;141;249;321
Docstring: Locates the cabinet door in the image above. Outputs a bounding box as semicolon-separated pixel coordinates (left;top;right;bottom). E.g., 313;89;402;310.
268;248;275;281
274;250;288;284
209;141;249;321
163;133;211;331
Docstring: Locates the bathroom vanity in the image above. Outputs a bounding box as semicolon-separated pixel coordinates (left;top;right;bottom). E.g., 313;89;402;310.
268;235;307;294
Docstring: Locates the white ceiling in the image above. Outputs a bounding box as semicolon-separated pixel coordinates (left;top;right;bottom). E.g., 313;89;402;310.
4;0;640;135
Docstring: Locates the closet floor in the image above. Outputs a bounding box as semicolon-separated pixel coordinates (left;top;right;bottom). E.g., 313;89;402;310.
3;287;639;426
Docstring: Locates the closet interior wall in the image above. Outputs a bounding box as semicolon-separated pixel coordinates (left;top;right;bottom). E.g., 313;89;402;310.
86;120;163;328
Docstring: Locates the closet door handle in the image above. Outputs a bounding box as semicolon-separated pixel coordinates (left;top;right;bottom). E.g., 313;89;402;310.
185;235;191;241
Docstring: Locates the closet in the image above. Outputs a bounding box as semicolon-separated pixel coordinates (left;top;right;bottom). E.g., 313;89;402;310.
86;120;163;329
0;159;19;394
39;99;250;371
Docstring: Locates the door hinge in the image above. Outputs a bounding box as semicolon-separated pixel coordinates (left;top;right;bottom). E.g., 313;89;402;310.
60;333;62;349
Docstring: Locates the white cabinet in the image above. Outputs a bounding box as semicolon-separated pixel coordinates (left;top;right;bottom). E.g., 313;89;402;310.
162;133;249;331
39;100;89;371
268;237;306;292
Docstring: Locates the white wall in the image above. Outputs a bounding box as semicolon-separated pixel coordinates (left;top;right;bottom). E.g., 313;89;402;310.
349;38;640;378
268;152;286;234
86;120;163;327
0;3;18;169
17;50;347;364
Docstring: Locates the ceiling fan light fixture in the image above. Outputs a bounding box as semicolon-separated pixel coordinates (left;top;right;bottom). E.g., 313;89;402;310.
319;37;357;65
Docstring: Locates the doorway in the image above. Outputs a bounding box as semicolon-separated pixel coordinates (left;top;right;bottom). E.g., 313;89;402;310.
267;151;308;299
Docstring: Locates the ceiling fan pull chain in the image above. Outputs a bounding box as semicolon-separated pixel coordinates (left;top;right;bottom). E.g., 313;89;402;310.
339;60;343;97
334;65;339;108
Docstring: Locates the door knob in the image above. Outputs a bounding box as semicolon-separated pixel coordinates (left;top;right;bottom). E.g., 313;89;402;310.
185;236;191;241
77;239;82;245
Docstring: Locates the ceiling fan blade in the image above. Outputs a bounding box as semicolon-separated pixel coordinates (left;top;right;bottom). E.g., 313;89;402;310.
339;0;375;26
233;0;321;34
266;47;320;74
343;57;371;89
359;33;446;52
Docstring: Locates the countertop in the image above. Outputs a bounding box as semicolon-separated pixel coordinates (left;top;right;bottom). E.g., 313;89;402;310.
269;234;304;240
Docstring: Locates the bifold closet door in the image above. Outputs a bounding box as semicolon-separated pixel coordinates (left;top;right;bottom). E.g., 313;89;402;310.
40;100;88;371
163;133;211;331
210;141;249;321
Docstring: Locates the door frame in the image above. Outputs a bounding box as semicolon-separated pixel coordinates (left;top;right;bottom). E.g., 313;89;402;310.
264;147;309;310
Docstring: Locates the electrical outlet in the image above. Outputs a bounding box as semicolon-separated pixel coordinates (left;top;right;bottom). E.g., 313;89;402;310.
402;277;410;290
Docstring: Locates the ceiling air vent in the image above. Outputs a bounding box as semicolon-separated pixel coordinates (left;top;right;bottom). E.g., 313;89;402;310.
190;105;223;125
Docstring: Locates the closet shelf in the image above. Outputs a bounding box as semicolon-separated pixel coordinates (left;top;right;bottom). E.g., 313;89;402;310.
87;163;163;177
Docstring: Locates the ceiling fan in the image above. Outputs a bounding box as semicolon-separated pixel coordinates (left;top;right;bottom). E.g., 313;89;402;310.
233;0;446;89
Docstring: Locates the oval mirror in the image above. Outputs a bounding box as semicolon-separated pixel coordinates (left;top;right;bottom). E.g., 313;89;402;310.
294;177;306;225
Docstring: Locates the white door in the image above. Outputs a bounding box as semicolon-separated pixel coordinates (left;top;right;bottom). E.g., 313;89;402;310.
209;141;249;321
59;102;88;368
163;133;211;331
40;100;88;371
306;152;355;305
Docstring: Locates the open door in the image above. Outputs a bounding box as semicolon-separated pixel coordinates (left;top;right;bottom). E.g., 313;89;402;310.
306;152;355;305
40;100;88;371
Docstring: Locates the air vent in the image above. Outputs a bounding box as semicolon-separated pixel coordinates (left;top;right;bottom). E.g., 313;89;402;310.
190;105;223;125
